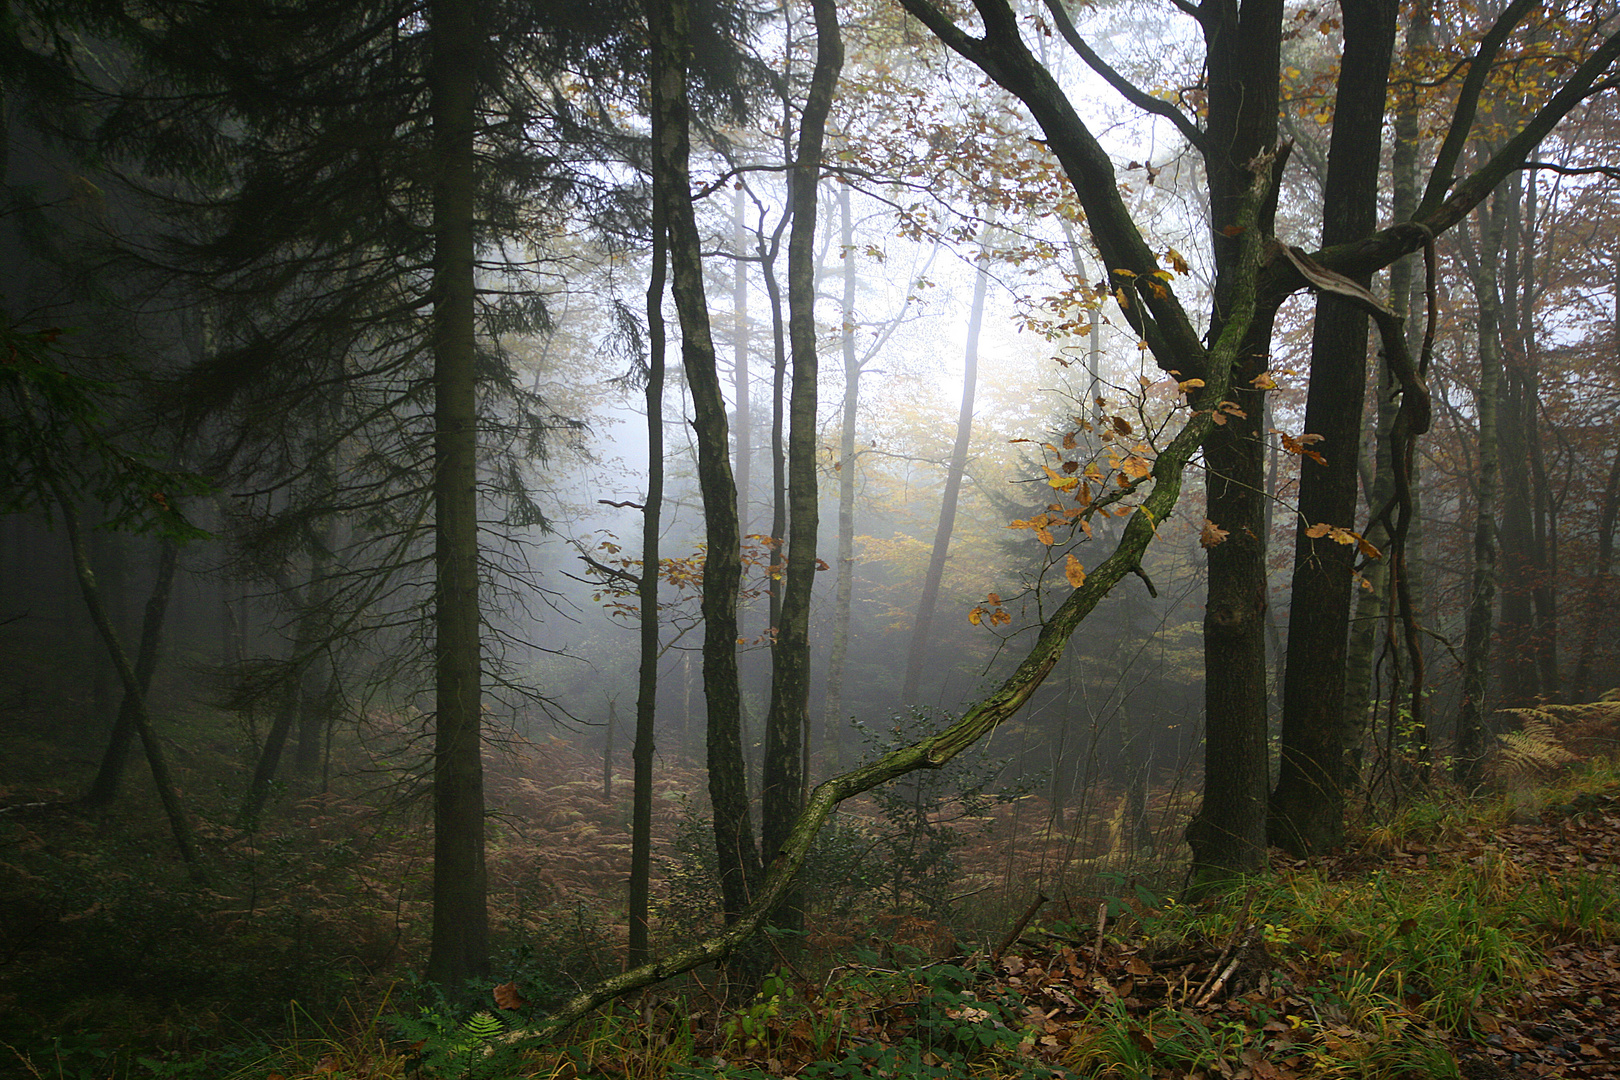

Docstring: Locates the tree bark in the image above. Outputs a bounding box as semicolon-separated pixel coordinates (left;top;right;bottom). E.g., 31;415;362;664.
762;0;841;914
646;0;759;922
629;186;667;968
1183;0;1285;888
1269;0;1398;856
425;0;489;985
1455;180;1512;789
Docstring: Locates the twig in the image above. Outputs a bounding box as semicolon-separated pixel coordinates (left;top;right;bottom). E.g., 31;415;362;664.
1092;900;1108;968
992;892;1049;963
1196;926;1262;1006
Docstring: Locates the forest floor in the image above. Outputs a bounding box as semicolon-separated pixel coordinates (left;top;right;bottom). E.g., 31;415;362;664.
2;665;1619;1079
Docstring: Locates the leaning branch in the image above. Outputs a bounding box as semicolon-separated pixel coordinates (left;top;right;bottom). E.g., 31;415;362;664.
507;152;1276;1045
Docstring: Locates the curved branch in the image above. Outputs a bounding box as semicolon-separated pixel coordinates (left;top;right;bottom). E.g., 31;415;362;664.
898;0;1209;376
1040;0;1205;151
1416;0;1540;218
1265;24;1620;296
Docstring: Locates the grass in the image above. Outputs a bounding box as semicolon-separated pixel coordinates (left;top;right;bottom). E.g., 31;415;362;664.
5;624;1618;1080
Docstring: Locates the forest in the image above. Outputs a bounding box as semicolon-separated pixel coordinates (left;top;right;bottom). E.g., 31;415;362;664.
3;0;1620;1075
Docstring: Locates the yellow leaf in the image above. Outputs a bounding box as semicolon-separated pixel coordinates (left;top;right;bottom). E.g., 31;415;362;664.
1064;552;1086;588
1036;525;1055;545
1122;455;1153;479
1251;371;1278;390
969;607;985;625
991;608;1011;626
1178;378;1206;391
1167;247;1190;274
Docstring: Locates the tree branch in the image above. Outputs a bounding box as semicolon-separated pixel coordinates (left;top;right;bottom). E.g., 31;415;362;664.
1416;0;1542;218
505;152;1276;1046
1040;0;1205;151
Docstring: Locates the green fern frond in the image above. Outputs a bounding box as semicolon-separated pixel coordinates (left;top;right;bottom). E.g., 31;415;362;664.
464;1011;505;1041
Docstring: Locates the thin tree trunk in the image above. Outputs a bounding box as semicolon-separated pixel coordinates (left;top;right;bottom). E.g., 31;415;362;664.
425;0;489;985
733;187;752;544
84;539;179;808
762;0;841;936
628;183;668;968
58;499;202;880
646;0;759;923
1455;183;1511;789
820;181;859;774
901;208;994;704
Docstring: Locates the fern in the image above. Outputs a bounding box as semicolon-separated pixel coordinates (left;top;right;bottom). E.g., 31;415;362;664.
1495;696;1620;779
393;1007;510;1078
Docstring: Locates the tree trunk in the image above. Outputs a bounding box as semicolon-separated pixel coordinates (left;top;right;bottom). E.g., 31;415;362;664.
1269;0;1397;856
820;181;859;774
1455;180;1512;789
57;499;202;880
1497;172;1539;708
1343;0;1430;782
901;208;994;704
1184;0;1284;890
629;183;669;968
425;0;489;985
646;0;759;922
762;0;841;934
83;539;179;808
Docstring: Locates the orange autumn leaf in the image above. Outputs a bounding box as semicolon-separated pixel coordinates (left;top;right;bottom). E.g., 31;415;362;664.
494;981;529;1010
1064;552;1086;588
1200;518;1229;548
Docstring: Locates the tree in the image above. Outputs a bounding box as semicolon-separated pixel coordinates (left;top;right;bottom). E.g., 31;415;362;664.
1268;0;1399;856
761;0;842;918
78;0;702;983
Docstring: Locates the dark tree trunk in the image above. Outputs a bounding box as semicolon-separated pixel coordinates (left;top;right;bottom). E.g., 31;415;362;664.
646;0;759;923
1269;0;1398;856
1183;0;1284;890
628;183;668;968
1455;179;1513;789
58;500;202;880
425;0;489;985
762;0;840;935
84;540;179;809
